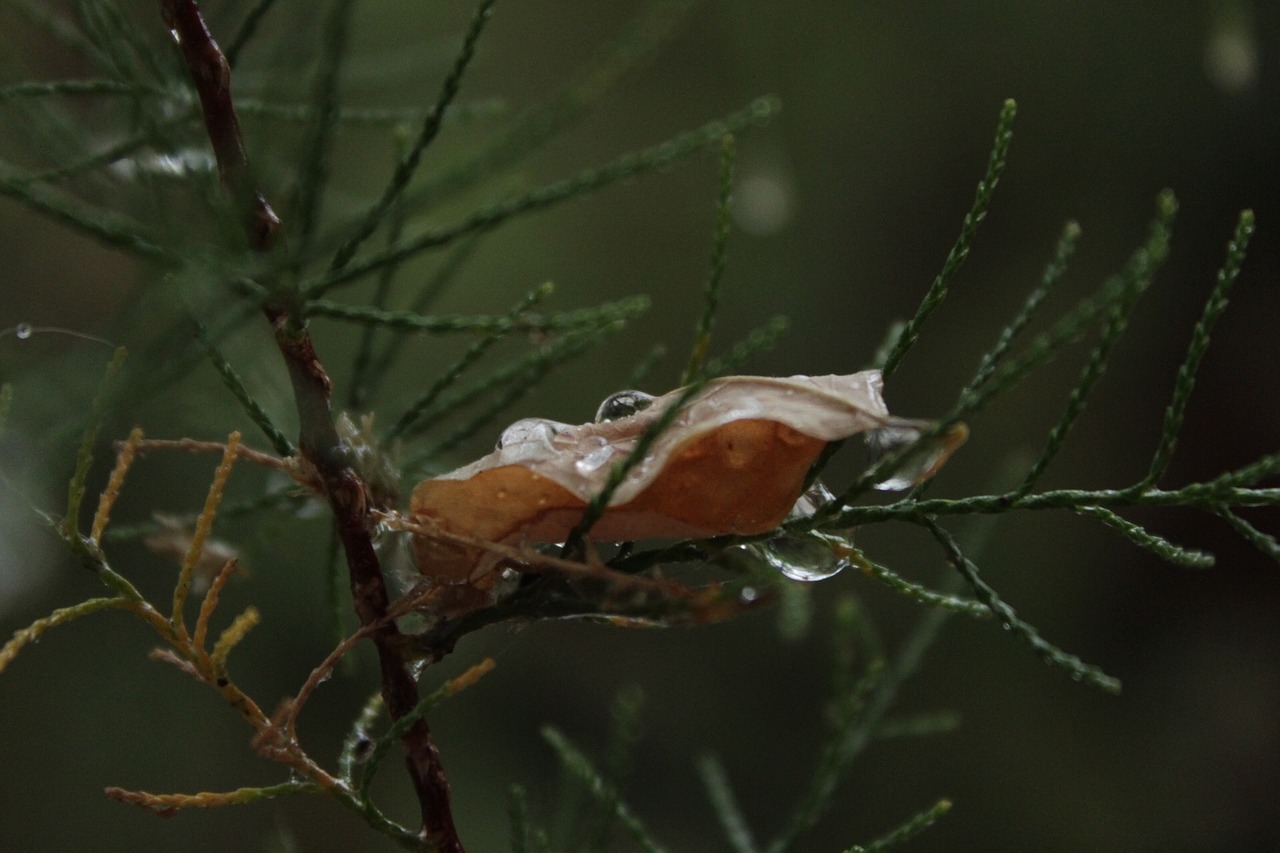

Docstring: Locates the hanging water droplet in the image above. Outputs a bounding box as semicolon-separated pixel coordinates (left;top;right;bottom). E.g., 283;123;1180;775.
14;322;32;340
865;424;956;491
732;478;853;581
594;390;656;422
748;530;851;582
168;27;182;44
788;479;839;519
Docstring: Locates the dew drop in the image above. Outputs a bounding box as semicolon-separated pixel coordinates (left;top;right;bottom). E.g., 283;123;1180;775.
744;479;853;582
574;441;614;475
865;424;955;491
594;390;656;422
788;479;839;519
168;27;182;44
748;531;850;582
494;417;568;461
14;322;32;340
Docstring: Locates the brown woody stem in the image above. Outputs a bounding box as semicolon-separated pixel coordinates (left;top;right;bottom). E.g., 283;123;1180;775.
159;2;461;849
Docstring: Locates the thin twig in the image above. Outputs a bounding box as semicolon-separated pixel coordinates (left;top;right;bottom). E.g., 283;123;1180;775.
160;3;462;847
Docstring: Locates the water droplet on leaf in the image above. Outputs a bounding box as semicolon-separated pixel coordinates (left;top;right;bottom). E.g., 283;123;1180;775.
594;390;656;422
865;424;957;491
574;439;613;475
495;418;568;461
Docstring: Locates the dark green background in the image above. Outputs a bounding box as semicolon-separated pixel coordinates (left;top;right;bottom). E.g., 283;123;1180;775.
2;2;1278;851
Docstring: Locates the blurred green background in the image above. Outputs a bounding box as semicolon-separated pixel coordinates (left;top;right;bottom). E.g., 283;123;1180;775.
2;1;1278;851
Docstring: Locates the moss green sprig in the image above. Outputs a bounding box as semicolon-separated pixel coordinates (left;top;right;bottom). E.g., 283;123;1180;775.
302;96;781;297
682;133;736;384
698;754;759;853
1075;505;1214;568
508;783;551;853
766;660;886;853
102;486;309;543
1013;192;1176;497
287;0;356;250
8;0;97;54
383;282;555;444
329;0;498;272
403;319;637;463
400;0;697;215
843;799;952;853
881;99;1016;379
960;220;1080;398
62;347;128;536
358;658;495;803
862;557;992;617
304;294;649;334
355;234;484;406
339;689;386;783
541;726;668;853
232;97;506;127
0;79;159;100
0;383;12;437
1216;507;1280;562
920;515;1121;693
874;712;962;741
225;0;279;68
1140;209;1255;490
0;164;170;260
192;318;296;457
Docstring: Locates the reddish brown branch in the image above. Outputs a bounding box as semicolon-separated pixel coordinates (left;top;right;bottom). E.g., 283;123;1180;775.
161;0;279;250
159;3;462;849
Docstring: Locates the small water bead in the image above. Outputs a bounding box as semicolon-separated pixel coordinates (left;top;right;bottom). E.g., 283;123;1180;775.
788;479;839;519
14;322;32;340
746;479;854;582
865;424;952;491
574;437;614;475
594;390;656;422
749;530;852;582
495;417;568;456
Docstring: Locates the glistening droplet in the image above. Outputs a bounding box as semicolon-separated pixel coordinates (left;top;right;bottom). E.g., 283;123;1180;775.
788;479;839;518
574;439;613;475
494;418;568;462
865;424;957;491
742;478;853;581
594;390;656;422
748;531;851;582
14;322;32;340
